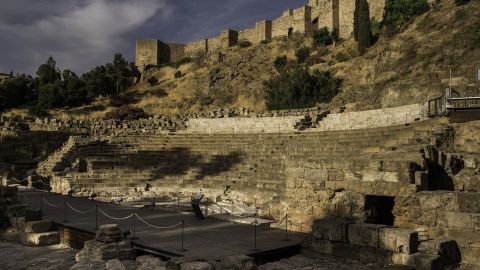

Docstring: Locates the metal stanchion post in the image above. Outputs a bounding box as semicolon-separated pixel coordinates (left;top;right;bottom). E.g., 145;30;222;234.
284;213;289;241
131;212;138;240
95;205;98;230
180;220;187;251
251;219;260;252
177;197;180;208
63;199;68;222
40;194;43;213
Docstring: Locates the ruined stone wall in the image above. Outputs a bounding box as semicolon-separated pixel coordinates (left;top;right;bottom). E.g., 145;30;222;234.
135;40;170;69
310;0;335;31
313;104;427;131
185;116;304;134
337;0;385;38
272;6;310;38
255;20;272;42
221;29;238;47
167;43;186;62
238;27;256;43
184;39;207;57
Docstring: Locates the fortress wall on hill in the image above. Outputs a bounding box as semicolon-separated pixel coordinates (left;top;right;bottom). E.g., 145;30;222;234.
238;27;256;43
184;39;207;57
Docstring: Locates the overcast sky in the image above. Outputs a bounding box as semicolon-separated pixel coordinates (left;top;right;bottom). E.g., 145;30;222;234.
0;0;306;75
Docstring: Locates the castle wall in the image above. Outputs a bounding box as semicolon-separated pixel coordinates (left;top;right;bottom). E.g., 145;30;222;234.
310;0;335;31
338;0;385;38
272;6;311;38
221;29;239;47
184;39;208;57
256;20;272;42
167;43;186;62
135;40;170;69
238;27;256;43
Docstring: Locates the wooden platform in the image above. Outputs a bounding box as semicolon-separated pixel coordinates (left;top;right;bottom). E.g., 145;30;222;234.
21;190;303;260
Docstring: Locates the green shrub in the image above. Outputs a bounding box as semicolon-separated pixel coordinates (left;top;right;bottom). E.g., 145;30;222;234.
27;105;49;117
104;106;150;120
167;57;193;68
274;56;288;72
383;0;430;34
305;54;325;66
147;76;158;86
260;39;272;45
455;0;471;5
238;40;252;48
295;47;311;64
174;71;183;79
264;66;341;110
371;17;381;38
312;27;333;47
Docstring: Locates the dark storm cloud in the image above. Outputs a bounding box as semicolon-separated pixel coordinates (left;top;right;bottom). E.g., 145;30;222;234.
0;0;306;75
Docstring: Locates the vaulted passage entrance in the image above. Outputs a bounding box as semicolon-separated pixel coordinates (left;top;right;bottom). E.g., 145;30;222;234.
364;195;395;226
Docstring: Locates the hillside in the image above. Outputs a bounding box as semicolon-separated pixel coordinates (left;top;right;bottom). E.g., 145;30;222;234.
14;0;479;119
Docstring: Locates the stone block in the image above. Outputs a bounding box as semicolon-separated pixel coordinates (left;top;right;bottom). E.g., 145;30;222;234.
460;242;480;266
24;220;53;233
96;224;122;243
379;227;419;254
311;219;350;242
220;255;256;270
437;211;473;229
20;231;60;246
136;255;166;270
83;239;135;261
391;253;442;270
180;262;214;270
70;259;106;270
418;239;461;265
418;192;459;212
458;193;480;213
414;171;428;191
348;223;386;248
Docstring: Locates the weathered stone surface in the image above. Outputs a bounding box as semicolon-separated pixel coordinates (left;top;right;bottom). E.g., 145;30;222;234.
379;227;418;254
6;204;28;217
418;239;461;265
24;220;53;233
220;255;257;270
82;239;135;261
166;257;202;270
391;252;442;270
180;261;214;270
96;224;122;243
458;193;480;213
20;231;60;246
136;255;166;270
348;224;386;248
312;219;350;242
417;192;459;212
70;259;106;270
105;259;137;270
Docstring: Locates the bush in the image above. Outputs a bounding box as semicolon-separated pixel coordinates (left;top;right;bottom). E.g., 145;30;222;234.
166;57;192;69
147;76;158;86
174;71;183;79
260;39;272;45
312;27;333;47
305;54;325;66
274;56;288;72
27;105;49;117
104;106;150;120
455;0;471;5
295;47;311;64
264;66;341;110
238;40;252;48
383;0;430;34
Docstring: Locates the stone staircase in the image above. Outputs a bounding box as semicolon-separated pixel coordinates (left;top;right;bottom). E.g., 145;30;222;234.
36;136;87;178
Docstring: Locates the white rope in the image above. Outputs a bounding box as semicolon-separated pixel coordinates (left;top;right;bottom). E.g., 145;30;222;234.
31;179;50;185
98;208;134;220
66;202;95;214
42;197;63;208
272;215;287;229
134;213;182;230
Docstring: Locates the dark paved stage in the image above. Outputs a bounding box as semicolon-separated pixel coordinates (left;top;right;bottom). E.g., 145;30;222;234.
21;190;304;260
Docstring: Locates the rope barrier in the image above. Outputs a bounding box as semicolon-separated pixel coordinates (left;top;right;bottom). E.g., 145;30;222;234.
42;197;63;208
134;213;182;230
66;202;95;214
271;214;287;230
98;208;134;220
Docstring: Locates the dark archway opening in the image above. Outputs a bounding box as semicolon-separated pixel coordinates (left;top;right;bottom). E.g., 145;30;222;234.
312;18;319;30
288;27;294;37
364;195;395;226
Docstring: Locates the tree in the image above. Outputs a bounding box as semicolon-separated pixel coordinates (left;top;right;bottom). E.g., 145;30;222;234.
356;0;373;54
354;0;361;41
383;0;429;34
36;57;61;86
274;56;288;72
0;75;35;112
106;53;131;94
